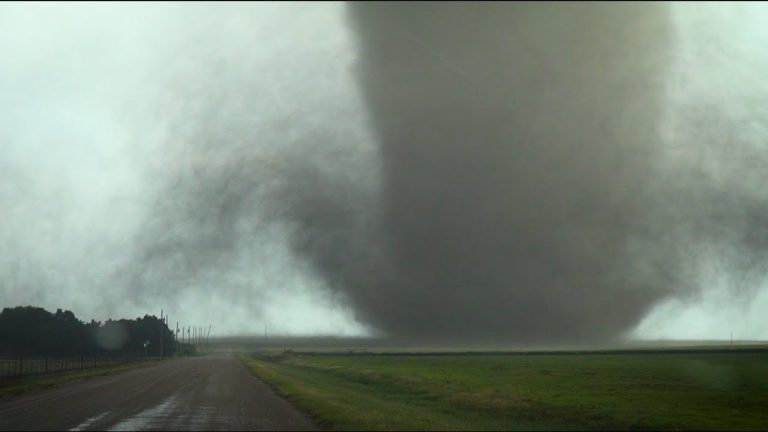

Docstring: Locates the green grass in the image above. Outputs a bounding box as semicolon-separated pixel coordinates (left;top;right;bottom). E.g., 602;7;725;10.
240;351;768;431
0;360;160;399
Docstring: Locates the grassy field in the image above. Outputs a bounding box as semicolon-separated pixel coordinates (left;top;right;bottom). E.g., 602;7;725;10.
0;359;160;399
241;350;768;431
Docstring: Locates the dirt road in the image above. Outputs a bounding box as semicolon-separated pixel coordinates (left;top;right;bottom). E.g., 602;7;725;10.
0;354;317;431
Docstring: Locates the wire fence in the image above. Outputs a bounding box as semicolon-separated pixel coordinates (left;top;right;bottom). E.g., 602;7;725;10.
0;356;160;380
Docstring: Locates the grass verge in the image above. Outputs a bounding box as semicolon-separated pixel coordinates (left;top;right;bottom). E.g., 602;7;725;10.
0;360;160;399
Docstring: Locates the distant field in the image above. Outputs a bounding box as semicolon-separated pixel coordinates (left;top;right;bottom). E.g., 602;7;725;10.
241;349;768;431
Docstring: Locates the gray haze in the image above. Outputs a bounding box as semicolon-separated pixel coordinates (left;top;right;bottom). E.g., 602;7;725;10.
2;2;768;342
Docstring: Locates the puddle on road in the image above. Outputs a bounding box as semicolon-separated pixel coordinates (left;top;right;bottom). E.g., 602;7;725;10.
104;392;225;431
69;411;110;431
108;393;180;431
171;405;218;430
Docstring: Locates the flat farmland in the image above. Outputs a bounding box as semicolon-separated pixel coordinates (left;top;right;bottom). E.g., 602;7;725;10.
241;348;768;431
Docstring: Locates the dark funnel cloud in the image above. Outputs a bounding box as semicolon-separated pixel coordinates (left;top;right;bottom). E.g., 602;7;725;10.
291;2;677;344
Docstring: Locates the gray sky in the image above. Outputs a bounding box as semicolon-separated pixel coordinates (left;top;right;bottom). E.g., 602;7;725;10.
1;2;767;340
634;2;768;341
0;2;373;336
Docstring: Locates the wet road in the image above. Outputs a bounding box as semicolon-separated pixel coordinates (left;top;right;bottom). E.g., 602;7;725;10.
0;354;317;431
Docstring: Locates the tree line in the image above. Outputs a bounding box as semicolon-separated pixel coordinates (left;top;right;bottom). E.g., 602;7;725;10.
0;306;194;358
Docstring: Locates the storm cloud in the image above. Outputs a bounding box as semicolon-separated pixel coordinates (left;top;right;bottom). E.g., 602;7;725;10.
2;2;768;343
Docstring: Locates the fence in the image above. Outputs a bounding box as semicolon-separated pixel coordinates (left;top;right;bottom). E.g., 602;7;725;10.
0;356;160;380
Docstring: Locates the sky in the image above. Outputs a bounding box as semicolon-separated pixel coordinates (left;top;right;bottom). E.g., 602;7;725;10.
0;1;373;336
634;2;768;341
1;2;767;341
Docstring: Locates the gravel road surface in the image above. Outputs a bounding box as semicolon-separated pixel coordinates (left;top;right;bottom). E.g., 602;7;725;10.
0;354;317;431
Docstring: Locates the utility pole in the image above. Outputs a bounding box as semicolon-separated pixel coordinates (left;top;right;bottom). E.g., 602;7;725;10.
207;325;211;344
264;323;267;346
166;314;169;358
176;322;179;358
160;309;164;360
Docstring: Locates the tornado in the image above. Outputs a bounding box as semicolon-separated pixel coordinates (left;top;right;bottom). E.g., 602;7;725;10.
302;2;676;344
